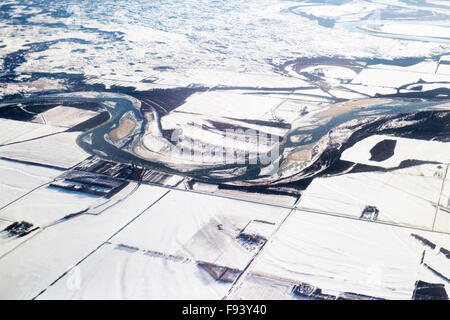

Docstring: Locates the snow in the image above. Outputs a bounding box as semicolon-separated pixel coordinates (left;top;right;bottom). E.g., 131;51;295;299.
116;24;188;43
111;189;290;269
0;119;66;145
159;118;277;155
228;274;298;300
32;106;99;128
161;110;288;138
290;90;333;103
440;177;450;208
352;68;424;88
241;220;276;241
250;209;450;300
294;0;383;20
378;24;450;40
0;132;90;169
298;171;442;230
434;209;450;233
341;135;450;168
340;84;397;96
299;65;358;81
0;219;37;259
156;69;310;88
0;78;67;98
2;0;449;89
437;63;450;76
426;0;450;7
174;91;284;120
352;68;450;88
368;60;438;74
328;89;367;100
0;184;168;299
37;243;231;300
0;185;100;227
181;180;299;207
0;159;62;209
1;0;450;300
259;99;313;123
404;83;450;92
392;163;447;179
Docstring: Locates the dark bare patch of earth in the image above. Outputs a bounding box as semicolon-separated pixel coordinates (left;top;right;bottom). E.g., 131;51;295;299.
369;139;397;162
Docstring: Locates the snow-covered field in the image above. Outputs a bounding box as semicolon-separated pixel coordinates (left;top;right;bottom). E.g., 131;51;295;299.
249;209;450;300
37;243;232;300
376;24;450;40
0;131;90;169
32;106;99;128
174;91;284;120
341;135;450;168
0;185;100;227
352;68;450;88
0;0;449;301
111;190;289;270
0;159;62;209
0;184;168;299
298;169;446;231
0;119;66;145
